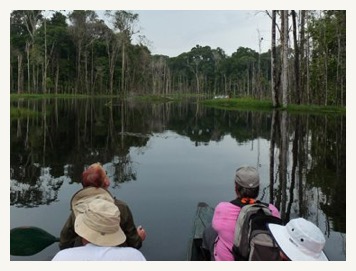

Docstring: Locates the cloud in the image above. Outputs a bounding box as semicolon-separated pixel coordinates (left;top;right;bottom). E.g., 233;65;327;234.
133;10;271;57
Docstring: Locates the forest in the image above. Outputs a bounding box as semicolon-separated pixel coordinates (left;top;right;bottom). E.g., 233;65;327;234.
10;10;346;107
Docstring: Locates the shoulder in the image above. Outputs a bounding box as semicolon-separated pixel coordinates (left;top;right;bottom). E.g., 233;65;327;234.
215;201;241;210
114;198;129;207
114;198;131;212
113;199;135;220
214;201;242;216
113;247;146;261
52;247;79;261
212;202;242;229
123;247;146;255
267;203;281;218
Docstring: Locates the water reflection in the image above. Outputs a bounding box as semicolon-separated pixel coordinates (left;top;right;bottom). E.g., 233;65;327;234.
10;98;346;260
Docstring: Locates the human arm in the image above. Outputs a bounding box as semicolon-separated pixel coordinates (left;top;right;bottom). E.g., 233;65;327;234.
115;199;144;249
211;202;241;261
59;212;82;250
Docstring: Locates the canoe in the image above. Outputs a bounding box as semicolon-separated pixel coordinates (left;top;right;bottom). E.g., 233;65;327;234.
187;202;214;261
13;202;215;260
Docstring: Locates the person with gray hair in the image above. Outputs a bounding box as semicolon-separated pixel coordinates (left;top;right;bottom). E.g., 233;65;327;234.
202;166;281;261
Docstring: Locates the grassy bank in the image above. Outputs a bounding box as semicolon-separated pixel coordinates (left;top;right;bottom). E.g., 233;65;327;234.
10;93;346;115
10;93;91;100
202;97;346;115
131;93;207;103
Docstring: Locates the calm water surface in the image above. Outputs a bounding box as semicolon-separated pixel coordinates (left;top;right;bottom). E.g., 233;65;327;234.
10;98;346;261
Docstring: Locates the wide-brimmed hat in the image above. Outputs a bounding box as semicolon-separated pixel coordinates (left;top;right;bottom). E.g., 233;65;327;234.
71;187;114;217
268;218;328;261
74;198;126;247
234;166;260;188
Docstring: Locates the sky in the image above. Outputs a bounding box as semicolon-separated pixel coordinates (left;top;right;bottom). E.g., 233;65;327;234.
130;10;271;57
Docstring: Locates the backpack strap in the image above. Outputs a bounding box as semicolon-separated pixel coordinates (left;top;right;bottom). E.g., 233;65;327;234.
230;198;267;207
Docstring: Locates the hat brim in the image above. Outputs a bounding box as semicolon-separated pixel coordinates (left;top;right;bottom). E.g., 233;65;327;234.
268;223;328;261
75;213;126;247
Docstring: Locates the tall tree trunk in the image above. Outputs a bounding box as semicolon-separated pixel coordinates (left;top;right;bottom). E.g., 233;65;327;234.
292;10;300;104
17;54;23;94
323;18;328;106
252;62;256;97
43;18;47;94
306;11;311;104
76;42;82;94
336;23;341;105
26;42;30;92
10;63;13;91
121;42;125;97
55;60;59;95
34;64;38;92
84;51;88;94
271;10;280;107
300;11;306;104
247;68;250;96
281;10;289;107
91;45;94;94
107;39;118;96
195;70;200;94
257;29;262;99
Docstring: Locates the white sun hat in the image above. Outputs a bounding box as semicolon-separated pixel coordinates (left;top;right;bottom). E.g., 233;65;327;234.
268;218;328;261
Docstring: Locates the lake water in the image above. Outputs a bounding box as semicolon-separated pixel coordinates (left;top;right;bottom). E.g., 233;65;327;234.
10;98;346;261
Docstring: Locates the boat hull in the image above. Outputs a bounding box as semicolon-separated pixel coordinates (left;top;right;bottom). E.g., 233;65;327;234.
187;202;214;261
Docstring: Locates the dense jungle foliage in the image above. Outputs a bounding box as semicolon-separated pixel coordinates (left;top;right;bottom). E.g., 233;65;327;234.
10;10;346;107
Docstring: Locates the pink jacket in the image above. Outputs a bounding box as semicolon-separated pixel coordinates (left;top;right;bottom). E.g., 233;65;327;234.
212;201;280;261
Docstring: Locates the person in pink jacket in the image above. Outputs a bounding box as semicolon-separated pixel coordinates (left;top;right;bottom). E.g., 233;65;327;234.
202;166;280;261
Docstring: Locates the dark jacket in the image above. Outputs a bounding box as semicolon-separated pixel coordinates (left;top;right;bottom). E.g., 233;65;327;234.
59;187;142;250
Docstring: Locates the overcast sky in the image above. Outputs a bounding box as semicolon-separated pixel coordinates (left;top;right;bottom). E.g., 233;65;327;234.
130;10;271;57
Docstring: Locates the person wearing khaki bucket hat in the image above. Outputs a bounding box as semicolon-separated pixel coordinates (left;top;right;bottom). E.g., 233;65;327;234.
268;217;329;261
52;198;146;260
59;162;146;250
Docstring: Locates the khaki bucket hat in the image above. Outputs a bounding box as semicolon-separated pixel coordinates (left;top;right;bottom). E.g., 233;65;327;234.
71;187;114;217
74;198;126;247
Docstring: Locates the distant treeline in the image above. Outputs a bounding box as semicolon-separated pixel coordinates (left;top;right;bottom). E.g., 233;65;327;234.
10;10;346;106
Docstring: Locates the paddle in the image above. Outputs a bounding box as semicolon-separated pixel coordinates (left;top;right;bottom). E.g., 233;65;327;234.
10;226;59;256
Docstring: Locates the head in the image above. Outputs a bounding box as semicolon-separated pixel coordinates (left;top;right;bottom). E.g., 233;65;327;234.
74;198;126;247
268;218;328;261
81;162;110;188
234;166;260;198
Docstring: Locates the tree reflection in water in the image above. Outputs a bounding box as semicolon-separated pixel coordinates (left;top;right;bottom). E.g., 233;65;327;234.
10;98;346;260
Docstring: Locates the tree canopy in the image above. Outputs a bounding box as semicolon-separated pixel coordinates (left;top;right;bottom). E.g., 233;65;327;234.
10;10;346;107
